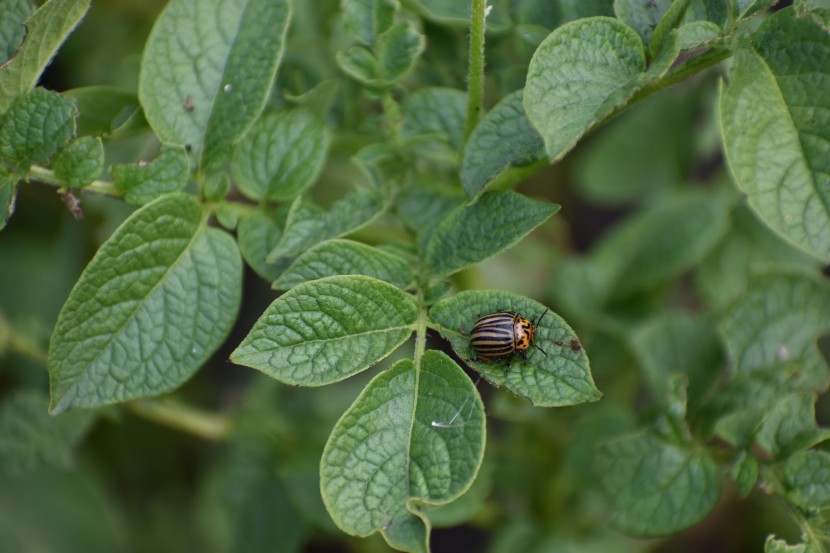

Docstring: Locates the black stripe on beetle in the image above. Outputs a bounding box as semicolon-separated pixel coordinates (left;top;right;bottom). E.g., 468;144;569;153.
468;309;549;369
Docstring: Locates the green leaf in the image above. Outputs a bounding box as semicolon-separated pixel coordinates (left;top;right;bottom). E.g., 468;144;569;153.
231;473;306;553
422;280;452;306
429;290;601;407
66;86;146;137
0;0;90;113
342;0;398;44
755;394;830;460
697;204;819;311
236;207;292;282
265;189;386;262
52;136;104;188
734;0;776;20
676;20;721;50
203;172;230;202
320;351;485;552
553;191;731;318
0;464;129;552
422;191;558;279
572;89;695;204
352;142;400;188
782;450;830;510
394;182;464;252
719;8;830;261
401;87;467;159
273;239;413;290
630;313;724;414
139;0;290;168
614;0;672;46
111;144;190;206
0;87;76;169
231;108;328;201
48;194;242;413
726;451;758;499
461;90;545;199
720;273;830;392
231;275;417;386
525;17;678;162
707;363;815;448
421;460;491;527
688;0;727;26
594;431;720;536
765;536;812;553
0;390;95;474
337;21;424;88
0;0;33;64
649;0;692;58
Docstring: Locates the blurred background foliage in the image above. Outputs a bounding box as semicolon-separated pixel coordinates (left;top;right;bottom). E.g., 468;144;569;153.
1;0;827;552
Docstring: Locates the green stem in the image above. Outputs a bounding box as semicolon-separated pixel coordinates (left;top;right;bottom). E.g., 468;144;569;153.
464;0;487;142
0;315;47;365
413;286;428;369
28;165;121;197
629;47;732;106
126;398;230;441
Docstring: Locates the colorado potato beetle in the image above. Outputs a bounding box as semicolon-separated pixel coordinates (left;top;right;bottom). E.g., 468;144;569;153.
469;309;549;368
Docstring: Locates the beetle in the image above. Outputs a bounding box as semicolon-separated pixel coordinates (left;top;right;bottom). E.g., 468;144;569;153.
468;309;550;368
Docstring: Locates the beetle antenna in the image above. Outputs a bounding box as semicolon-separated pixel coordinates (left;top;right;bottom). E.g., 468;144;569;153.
534;308;549;327
534;343;548;357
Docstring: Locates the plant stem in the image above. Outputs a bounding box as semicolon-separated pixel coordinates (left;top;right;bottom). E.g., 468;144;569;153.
413;287;428;368
0;315;47;365
126;398;230;441
630;47;732;106
464;0;487;142
28;165;121;197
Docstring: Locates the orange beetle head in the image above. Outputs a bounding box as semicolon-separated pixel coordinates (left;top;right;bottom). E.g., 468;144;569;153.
514;316;534;351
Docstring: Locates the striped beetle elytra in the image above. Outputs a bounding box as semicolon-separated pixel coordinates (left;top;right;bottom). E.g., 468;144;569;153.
468;309;549;368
